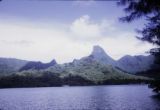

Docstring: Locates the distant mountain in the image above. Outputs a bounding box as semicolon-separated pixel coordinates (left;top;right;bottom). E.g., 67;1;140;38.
46;46;154;75
0;46;150;87
85;45;154;74
19;59;57;71
136;64;160;79
89;45;117;66
117;55;155;74
44;54;147;83
0;58;28;76
0;58;57;76
0;45;155;76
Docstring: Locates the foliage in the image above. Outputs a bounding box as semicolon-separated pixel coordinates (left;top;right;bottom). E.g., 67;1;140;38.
0;72;149;88
119;0;160;94
0;72;62;88
118;0;160;22
101;79;147;85
149;80;160;93
48;57;149;84
62;75;94;86
118;0;160;63
137;65;160;79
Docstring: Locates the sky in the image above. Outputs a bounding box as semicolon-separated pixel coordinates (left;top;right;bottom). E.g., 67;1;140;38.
0;0;154;63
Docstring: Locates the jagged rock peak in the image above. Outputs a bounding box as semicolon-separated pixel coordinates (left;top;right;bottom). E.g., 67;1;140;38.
91;45;107;56
49;59;57;65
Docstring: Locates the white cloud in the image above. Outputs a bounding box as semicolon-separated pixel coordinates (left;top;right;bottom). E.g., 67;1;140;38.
0;20;92;63
97;35;154;60
70;15;102;40
0;40;33;46
70;15;115;41
0;15;154;63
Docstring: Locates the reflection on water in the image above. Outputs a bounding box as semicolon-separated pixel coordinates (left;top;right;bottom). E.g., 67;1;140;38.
0;85;159;110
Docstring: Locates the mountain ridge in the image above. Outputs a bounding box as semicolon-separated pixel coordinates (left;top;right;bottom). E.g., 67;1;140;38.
0;58;28;75
19;59;57;71
0;45;155;75
88;45;154;73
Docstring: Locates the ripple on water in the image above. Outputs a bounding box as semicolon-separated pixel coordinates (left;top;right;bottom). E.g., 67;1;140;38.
0;85;159;110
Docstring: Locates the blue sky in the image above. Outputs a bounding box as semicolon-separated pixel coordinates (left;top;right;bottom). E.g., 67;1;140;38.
0;0;144;30
0;0;154;63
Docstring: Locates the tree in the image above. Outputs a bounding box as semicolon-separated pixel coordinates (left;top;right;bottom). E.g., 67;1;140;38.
118;0;160;93
149;80;160;94
118;0;160;62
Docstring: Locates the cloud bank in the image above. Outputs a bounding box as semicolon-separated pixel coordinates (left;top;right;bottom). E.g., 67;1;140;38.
0;15;154;63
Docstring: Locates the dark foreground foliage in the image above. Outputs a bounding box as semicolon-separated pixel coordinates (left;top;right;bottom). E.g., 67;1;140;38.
0;73;95;88
0;73;148;88
119;0;160;95
149;80;160;94
62;75;94;86
0;73;62;88
100;79;147;85
136;65;160;94
137;66;160;79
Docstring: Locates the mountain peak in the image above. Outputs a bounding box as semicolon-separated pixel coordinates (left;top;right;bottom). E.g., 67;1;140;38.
49;59;57;65
89;45;116;66
92;45;106;56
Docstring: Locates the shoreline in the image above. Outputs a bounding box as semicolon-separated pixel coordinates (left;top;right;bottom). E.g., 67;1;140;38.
0;83;148;90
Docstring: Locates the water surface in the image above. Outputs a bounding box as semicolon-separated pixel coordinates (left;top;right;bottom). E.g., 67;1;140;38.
0;85;159;110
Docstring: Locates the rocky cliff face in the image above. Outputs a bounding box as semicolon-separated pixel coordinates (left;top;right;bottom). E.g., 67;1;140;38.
86;45;154;74
89;45;117;66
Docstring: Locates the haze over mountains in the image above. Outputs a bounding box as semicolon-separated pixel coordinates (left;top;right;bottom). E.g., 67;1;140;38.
0;45;154;76
90;45;154;73
0;58;28;76
19;60;57;72
0;45;154;87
